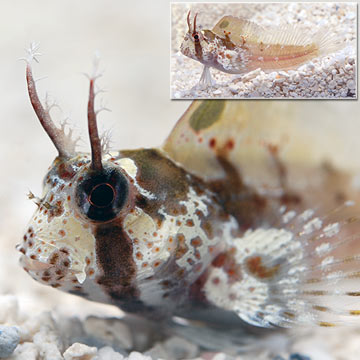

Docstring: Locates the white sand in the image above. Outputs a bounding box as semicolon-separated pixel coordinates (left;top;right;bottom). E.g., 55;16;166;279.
171;3;357;99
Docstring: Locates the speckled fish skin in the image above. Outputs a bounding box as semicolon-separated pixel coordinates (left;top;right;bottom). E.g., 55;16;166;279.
180;13;343;76
19;149;236;319
20;51;360;329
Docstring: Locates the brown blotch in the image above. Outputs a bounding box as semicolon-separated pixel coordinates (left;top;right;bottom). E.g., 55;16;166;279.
283;311;296;318
191;236;202;248
246;256;280;280
58;230;66;237
209;138;216;149
49;253;59;265
175;233;188;259
57;162;76;180
95;224;138;303
60;248;70;255
212;251;243;284
319;322;335;327
209;155;267;231
313;305;328;312
202;221;214;240
186;219;194;227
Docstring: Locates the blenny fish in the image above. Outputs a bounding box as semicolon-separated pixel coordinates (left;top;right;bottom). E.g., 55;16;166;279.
19;45;360;330
181;12;343;87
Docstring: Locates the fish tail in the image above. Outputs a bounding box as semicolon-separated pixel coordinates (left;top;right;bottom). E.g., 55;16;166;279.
314;28;345;56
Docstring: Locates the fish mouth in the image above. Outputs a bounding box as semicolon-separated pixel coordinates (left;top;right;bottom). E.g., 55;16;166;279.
19;254;54;272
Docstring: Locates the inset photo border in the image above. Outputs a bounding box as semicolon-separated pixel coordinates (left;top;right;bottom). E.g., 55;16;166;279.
171;2;357;99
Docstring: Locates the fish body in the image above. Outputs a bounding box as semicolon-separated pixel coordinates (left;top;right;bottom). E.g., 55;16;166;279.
180;13;343;86
20;47;360;329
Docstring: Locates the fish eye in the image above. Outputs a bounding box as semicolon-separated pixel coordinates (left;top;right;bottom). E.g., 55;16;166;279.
89;183;115;208
76;167;128;222
193;33;199;41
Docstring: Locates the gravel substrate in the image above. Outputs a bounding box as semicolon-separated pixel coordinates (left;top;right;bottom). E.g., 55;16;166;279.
171;2;357;99
3;294;360;360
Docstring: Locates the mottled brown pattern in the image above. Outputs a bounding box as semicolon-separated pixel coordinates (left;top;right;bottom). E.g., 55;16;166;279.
95;223;138;303
246;256;280;280
208;155;268;231
119;149;196;219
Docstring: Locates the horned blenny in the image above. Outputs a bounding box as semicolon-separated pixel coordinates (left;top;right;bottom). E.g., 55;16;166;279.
19;44;360;331
180;12;344;87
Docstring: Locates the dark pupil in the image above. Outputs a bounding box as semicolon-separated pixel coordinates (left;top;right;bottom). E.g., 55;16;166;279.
89;183;114;208
194;34;199;40
76;167;128;222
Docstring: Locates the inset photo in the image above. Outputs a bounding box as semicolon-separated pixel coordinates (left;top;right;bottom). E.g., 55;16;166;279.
171;2;357;99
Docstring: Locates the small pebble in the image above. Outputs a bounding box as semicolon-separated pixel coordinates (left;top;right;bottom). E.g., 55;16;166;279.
289;354;311;360
63;343;97;360
127;352;152;360
98;346;124;360
84;316;133;350
164;336;199;359
0;325;20;358
347;79;355;90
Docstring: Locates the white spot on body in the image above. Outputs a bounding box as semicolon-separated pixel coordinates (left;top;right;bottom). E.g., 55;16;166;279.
303;217;322;234
321;256;335;268
283;210;296;224
315;242;331;256
299;209;315;222
323;223;339;238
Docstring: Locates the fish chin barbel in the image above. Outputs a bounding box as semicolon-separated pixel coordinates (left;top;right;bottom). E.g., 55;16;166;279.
19;45;360;330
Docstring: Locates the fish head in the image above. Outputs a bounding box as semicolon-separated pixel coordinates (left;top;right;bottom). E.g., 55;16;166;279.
180;12;214;63
19;50;181;304
18;152;139;291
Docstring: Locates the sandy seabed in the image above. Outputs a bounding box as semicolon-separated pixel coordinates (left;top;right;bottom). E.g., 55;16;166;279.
171;2;357;99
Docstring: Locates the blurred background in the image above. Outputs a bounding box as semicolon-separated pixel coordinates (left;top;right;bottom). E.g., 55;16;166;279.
0;0;359;331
